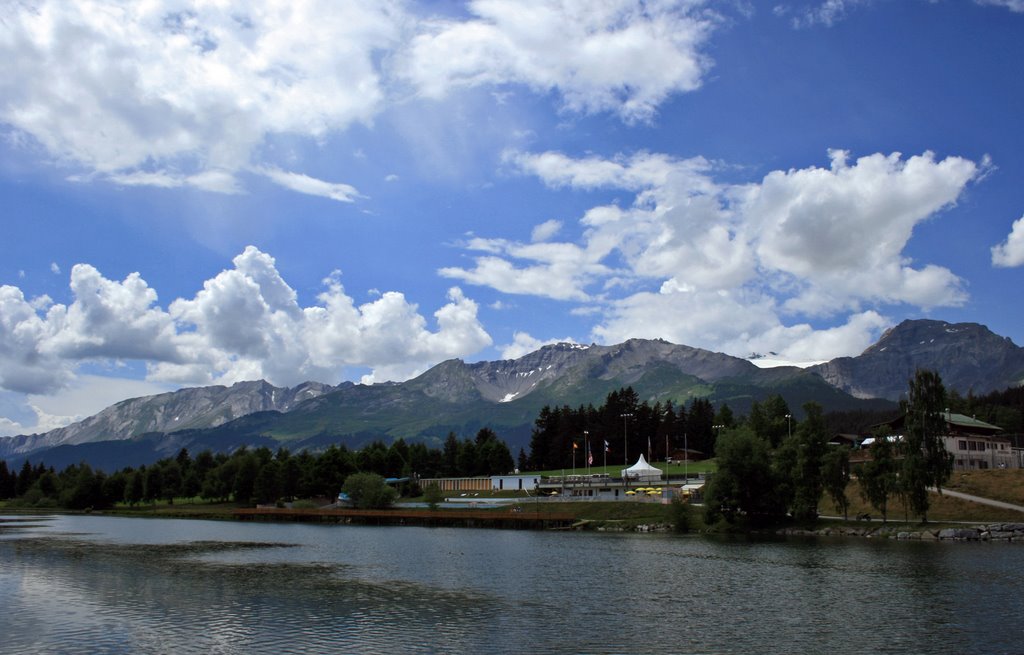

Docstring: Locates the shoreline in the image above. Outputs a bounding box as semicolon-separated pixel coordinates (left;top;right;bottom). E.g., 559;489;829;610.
6;506;1024;544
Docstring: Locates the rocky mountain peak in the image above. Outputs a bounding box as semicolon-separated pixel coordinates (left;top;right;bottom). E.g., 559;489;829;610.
863;319;1014;356
811;319;1024;400
0;379;337;459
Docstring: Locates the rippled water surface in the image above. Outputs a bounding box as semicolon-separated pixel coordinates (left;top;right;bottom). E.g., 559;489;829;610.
1;514;1021;654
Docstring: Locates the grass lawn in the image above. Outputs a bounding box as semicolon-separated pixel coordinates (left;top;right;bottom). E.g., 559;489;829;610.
944;468;1024;507
820;472;1024;524
90;500;240;520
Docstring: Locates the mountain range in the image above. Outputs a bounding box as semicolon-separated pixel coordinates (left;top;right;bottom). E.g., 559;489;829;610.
2;319;1022;471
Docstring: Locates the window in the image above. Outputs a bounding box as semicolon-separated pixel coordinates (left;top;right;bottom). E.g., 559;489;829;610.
959;440;967;451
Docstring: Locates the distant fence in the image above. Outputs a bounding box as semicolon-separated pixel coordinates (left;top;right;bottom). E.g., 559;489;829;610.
419;477;492;492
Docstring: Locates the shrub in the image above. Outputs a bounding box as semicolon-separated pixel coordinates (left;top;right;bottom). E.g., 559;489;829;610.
423;483;444;510
342;473;398;509
670;497;692;533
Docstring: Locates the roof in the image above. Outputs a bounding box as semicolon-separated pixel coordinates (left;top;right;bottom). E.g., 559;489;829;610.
874;411;1003;435
944;412;1003;432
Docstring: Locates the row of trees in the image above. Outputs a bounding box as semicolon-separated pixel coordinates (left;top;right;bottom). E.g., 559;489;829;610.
704;370;954;525
0;428;514;510
704;402;849;525
858;370;954;522
525;387;733;471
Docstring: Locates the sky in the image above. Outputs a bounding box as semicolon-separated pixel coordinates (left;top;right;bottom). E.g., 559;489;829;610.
1;0;1023;437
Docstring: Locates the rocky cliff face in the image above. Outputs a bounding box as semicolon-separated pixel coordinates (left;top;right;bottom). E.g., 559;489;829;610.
458;339;759;403
809;319;1024;400
0;380;335;458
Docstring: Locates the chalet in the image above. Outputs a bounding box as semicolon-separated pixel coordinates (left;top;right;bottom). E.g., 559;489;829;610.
875;411;1017;470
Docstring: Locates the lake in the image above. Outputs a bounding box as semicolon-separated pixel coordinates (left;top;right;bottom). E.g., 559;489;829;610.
1;514;1021;654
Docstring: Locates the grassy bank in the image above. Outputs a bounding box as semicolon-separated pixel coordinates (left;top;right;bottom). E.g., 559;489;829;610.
945;468;1024;506
819;469;1024;524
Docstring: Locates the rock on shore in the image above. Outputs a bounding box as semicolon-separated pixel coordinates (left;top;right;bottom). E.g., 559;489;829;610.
776;522;1024;541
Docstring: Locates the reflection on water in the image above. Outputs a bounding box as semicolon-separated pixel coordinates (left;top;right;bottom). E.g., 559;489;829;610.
1;515;1022;654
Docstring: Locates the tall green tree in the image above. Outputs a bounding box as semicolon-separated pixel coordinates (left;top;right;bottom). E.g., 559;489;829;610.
202;458;237;502
475;429;514;475
160;460;183;504
312;445;354;497
278;449;301;500
0;461;15;499
124;469;145;506
143;465;163;504
686;397;716;458
786;402;829;521
442;432;461;476
102;471;128;507
821;446;852;520
751;394;792;448
900;369;954;522
253;459;282;504
61;463;106;510
233;452;260;504
858;433;899;522
714;403;735;429
703;426;786;525
16;461;34;497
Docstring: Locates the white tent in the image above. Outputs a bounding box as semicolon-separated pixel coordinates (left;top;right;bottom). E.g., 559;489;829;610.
620;454;663;483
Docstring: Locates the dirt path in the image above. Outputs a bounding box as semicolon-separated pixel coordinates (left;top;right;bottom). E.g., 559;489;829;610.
934;487;1024;514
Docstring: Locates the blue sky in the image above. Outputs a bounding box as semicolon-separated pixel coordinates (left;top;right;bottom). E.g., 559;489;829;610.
2;0;1023;436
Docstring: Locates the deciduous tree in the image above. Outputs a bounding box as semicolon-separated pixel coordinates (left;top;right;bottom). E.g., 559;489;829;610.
342;472;398;509
900;369;954;522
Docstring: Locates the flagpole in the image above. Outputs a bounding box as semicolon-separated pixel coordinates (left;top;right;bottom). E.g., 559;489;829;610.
584;430;590;478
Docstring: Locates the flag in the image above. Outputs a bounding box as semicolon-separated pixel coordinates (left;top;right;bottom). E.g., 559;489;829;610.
588;451;593;465
604;440;610;452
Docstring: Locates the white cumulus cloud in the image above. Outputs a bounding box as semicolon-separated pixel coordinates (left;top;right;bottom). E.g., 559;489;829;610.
0;286;73;394
991;215;1024;267
0;247;493;401
1;1;720;199
746;149;978;313
0;1;401;196
452;147;981;361
399;0;716;123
